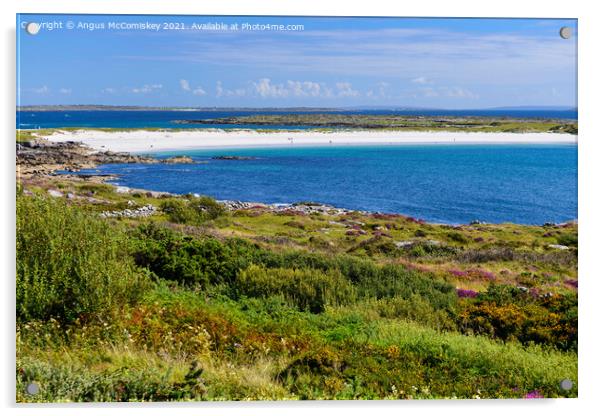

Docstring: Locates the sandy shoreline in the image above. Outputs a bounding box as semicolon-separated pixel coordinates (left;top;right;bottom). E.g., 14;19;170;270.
39;129;577;153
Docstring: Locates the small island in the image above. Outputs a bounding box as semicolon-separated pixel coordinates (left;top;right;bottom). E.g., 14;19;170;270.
174;114;578;134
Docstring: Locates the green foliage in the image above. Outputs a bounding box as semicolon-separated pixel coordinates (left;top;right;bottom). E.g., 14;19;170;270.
187;195;225;220
132;223;250;287
159;195;224;225
334;260;456;311
16;195;152;323
131;224;455;314
457;284;577;351
447;231;469;244
352;295;457;331
236;265;356;313
408;242;458;258
556;233;578;248
190;114;578;134
15;190;578;401
77;182;114;196
18;284;577;401
16;354;207;402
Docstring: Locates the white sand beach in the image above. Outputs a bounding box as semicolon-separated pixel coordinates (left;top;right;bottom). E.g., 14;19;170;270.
40;129;577;153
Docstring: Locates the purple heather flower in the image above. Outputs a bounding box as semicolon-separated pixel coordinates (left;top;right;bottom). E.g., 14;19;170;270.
456;288;478;298
463;268;494;280
524;390;544;399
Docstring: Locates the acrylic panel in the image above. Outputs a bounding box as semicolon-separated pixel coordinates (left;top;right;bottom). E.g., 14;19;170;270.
16;14;578;402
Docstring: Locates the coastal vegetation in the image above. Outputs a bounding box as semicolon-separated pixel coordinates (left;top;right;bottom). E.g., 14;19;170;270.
174;114;578;134
16;173;578;401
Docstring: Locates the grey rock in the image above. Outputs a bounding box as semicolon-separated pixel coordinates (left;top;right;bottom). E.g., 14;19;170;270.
548;244;570;250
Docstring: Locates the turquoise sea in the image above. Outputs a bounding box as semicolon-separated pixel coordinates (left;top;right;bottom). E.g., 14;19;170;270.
71;143;577;225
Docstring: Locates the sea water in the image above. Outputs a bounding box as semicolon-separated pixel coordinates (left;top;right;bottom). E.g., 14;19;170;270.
71;143;577;225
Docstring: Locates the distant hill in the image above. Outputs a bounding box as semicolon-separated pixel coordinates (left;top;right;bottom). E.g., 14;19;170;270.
16;105;342;112
17;104;577;112
487;106;577;111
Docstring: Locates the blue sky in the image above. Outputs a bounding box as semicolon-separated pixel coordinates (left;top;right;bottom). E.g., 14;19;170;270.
17;14;577;108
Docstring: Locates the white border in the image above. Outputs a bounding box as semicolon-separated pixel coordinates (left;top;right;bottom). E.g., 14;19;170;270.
3;1;601;415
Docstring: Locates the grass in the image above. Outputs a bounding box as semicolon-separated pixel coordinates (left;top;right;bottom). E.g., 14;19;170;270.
15;180;578;401
17;282;577;401
178;114;578;134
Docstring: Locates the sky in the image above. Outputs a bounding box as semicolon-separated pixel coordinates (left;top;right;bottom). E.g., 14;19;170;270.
17;14;577;109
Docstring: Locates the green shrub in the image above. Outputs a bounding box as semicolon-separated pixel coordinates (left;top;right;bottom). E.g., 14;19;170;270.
335;260;456;311
16;353;207;402
132;225;456;313
236;265;356;313
457;284;577;351
363;295;456;331
188;195;225;220
160;196;224;225
407;242;458;258
159;198;196;224
556;233;578;248
16;195;152;323
447;231;469;244
132;224;249;287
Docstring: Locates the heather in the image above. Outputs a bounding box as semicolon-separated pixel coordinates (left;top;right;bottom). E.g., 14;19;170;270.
16;185;578;401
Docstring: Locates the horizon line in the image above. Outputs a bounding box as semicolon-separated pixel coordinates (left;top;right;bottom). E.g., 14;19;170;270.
16;104;578;111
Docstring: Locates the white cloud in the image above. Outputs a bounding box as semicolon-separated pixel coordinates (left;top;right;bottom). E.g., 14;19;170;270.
179;79;191;91
229;88;247;97
417;87;439;98
286;80;322;97
142;27;574;90
335;82;359;97
102;87;117;94
59;88;72;94
131;84;162;93
416;86;478;99
376;82;389;97
411;76;432;85
32;86;49;94
215;81;247;98
192;87;206;96
249;78;360;99
180;79;206;96
253;78;289;98
216;78;363;100
441;86;479;99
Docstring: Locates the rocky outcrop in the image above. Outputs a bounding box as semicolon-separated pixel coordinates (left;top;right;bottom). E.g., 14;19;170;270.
218;200;363;216
16;139;157;176
212;156;258;161
17;139;197;178
100;204;157;218
162;156;195;164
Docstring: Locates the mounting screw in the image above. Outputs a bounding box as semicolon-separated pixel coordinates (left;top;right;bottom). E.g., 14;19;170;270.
25;382;40;395
560;379;573;391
